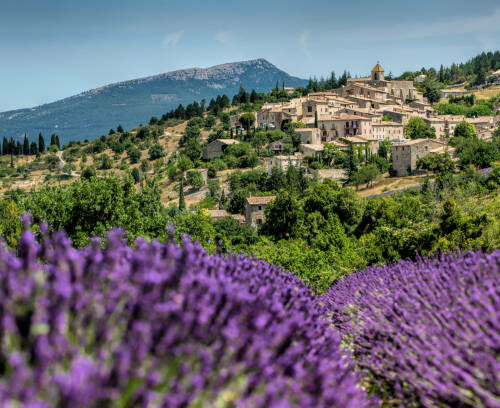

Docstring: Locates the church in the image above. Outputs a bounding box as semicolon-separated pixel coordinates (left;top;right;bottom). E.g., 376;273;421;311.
340;63;426;104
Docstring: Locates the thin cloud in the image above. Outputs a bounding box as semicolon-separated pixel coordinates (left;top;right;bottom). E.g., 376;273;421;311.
163;30;184;47
346;6;500;43
215;31;232;45
298;29;311;49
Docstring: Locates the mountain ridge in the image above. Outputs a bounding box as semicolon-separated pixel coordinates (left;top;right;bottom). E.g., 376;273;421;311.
0;59;307;144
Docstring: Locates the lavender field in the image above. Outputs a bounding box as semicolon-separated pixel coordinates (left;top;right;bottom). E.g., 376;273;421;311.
0;221;372;407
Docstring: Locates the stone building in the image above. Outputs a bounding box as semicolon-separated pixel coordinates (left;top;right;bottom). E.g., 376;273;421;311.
202;139;240;160
392;139;448;176
296;128;322;145
267;154;303;175
245;196;276;228
371;121;404;140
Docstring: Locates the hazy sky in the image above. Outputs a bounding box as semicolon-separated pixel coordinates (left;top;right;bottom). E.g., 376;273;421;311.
1;0;499;112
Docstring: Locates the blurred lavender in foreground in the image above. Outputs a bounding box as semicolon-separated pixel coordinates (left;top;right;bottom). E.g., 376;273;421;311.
0;226;371;407
322;250;500;407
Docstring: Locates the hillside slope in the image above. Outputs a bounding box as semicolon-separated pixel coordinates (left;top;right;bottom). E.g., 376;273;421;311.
0;59;307;144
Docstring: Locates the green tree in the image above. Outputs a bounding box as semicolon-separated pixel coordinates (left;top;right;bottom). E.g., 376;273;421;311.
453;121;477;138
404;117;436;139
186;170;205;189
23;135;29;155
148;144;165;160
184;138;202;162
238;113;255;133
38;133;45;153
261;190;301;239
422;78;441;103
81;166;96;180
417;152;455;175
0;200;21;248
131;167;141;183
179;178;186;210
127;147;141;164
100;154;112;170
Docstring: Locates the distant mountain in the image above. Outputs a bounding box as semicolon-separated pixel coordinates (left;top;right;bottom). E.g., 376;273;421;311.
0;59;307;144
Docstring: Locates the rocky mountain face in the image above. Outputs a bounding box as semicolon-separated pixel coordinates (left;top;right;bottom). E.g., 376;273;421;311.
0;59;307;144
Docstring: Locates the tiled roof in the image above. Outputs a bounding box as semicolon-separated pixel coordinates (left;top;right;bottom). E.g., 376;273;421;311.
246;196;276;205
216;139;240;145
230;214;246;222
207;210;229;218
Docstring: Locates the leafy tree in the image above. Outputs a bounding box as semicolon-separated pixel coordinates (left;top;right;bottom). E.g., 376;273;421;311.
81;166;96;180
417;152;455;175
148;144;165;160
184;138;202;162
204;115;216;129
23;177;168;247
238;113;255;133
127;147;141;164
131;167;141;183
0;200;21;248
422;78;441;104
186;170;204;189
378;140;392;159
100;154;112;170
177;156;193;173
261;190;301;239
117;124;124;133
404;117;436;139
453;121;477;138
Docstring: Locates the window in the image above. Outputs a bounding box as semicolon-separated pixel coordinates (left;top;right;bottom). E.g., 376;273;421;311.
308;106;312;112
258;205;262;211
257;219;262;225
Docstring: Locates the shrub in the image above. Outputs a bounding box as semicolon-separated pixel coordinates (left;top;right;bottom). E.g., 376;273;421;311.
0;227;373;407
322;250;500;407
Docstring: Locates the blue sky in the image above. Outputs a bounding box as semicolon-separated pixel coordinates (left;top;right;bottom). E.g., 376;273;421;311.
1;0;499;112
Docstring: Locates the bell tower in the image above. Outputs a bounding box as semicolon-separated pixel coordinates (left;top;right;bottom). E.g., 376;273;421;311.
371;63;384;82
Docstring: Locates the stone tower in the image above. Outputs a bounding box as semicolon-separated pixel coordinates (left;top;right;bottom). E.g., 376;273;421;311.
371;63;384;82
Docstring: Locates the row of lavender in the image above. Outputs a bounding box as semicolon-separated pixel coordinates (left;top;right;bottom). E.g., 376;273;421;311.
322;250;500;407
0;222;373;407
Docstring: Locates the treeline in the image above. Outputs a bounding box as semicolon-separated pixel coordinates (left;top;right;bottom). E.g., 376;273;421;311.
304;71;351;93
1;133;60;156
397;50;500;86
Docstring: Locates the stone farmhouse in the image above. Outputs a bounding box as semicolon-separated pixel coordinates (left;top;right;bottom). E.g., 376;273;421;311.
245;196;276;228
203;139;240;160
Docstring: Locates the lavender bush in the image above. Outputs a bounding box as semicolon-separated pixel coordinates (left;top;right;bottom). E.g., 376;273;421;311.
0;223;371;407
322;250;500;407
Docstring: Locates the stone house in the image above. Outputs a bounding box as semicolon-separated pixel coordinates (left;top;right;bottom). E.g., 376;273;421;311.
300;143;324;158
267;139;291;154
392;139;448;176
257;104;284;129
202;139;240;160
423;115;464;139
206;210;246;226
371;121;404;140
245;196;276;228
267;154;303;175
284;86;295;95
296;128;322;145
441;88;467;98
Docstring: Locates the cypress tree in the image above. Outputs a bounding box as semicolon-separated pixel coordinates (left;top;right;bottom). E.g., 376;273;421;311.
16;141;22;155
314;111;318;128
2;137;8;155
55;135;60;149
179;178;186;210
23;134;29;155
30;142;38;155
50;134;56;147
38;133;45;153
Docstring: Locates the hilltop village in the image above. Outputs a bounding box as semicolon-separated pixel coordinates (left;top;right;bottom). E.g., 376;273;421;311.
201;64;499;226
